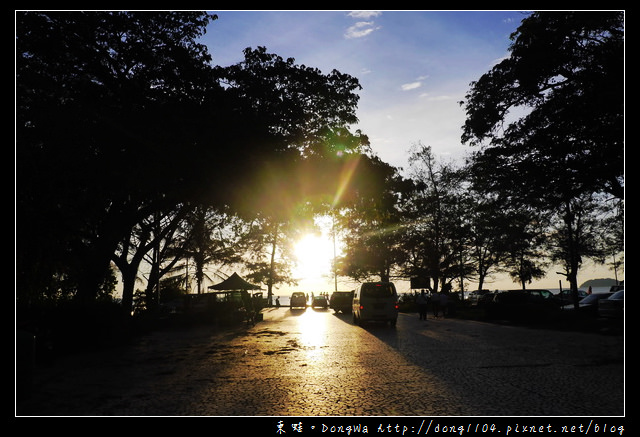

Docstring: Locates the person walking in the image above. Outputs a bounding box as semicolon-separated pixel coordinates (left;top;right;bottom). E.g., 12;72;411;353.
440;292;449;317
416;290;428;320
431;292;440;318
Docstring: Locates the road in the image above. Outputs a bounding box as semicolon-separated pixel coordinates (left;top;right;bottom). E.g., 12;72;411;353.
16;306;624;417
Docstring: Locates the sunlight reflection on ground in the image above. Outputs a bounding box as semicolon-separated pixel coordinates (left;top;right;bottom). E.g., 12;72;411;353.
297;308;329;361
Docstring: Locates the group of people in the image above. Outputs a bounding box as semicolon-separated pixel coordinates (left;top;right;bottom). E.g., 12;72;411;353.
416;290;449;321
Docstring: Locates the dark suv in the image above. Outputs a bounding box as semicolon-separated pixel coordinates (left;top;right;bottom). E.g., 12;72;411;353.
329;291;354;314
485;289;560;320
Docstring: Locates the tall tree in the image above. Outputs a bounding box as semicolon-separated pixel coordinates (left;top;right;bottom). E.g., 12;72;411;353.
211;47;370;300
458;192;504;293
546;193;613;300
112;205;191;314
462;12;623;200
500;209;550;290
460;11;624;296
335;155;407;283
16;12;226;305
241;216;299;305
179;206;244;295
213;46;366;158
399;144;463;293
17;13;369;309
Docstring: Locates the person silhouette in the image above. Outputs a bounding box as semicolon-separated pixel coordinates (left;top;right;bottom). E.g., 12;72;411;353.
431;292;440;318
440;292;449;317
417;290;428;320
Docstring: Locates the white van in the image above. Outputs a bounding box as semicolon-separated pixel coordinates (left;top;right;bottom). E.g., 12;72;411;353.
352;281;399;327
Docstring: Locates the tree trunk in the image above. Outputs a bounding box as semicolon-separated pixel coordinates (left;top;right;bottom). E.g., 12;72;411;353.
120;264;138;316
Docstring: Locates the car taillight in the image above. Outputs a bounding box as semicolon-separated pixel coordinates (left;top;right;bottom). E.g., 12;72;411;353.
395;302;399;309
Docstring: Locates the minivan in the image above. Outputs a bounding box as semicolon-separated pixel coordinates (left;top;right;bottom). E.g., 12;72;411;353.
352;282;399;327
290;292;307;309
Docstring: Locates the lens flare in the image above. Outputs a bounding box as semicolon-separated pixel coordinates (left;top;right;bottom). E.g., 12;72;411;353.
332;155;361;208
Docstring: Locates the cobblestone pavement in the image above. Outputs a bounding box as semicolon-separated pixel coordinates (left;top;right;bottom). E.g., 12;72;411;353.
15;308;624;417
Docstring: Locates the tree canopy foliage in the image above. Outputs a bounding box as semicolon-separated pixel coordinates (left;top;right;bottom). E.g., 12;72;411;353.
461;11;624;205
459;11;624;296
18;12;225;305
16;11;369;309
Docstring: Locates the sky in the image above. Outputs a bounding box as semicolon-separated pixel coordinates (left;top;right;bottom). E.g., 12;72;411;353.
197;10;619;294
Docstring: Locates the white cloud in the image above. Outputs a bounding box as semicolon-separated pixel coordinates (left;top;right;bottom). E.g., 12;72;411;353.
401;82;422;91
345;11;382;39
345;21;381;39
348;11;382;19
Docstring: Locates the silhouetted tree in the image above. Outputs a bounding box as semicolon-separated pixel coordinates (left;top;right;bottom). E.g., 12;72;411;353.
112;205;192;314
336;155;409;283
546;192;615;304
398;144;463;293
241;217;299;305
213;46;366;158
460;11;624;296
452;190;499;294
499;209;550;290
17;12;225;306
17;12;369;311
179;206;244;295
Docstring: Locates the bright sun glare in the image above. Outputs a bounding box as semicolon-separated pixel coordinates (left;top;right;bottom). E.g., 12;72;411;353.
294;233;334;282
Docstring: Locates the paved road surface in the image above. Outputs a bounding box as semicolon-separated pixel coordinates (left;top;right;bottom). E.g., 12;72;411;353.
15;307;624;417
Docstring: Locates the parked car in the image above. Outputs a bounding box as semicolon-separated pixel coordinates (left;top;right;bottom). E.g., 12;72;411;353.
598;289;624;319
311;295;329;309
467;290;492;306
485;289;559;320
290;292;307;309
476;291;496;308
556;289;589;305
352;281;399;327
561;292;614;317
329;291;354;313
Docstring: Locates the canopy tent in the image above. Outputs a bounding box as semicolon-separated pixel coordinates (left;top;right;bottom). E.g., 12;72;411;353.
208;272;262;291
207;272;264;324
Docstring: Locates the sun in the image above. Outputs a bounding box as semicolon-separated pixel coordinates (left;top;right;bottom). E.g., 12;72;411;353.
294;233;334;282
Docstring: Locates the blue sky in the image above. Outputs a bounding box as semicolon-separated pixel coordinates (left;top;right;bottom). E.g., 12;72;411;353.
202;10;529;172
